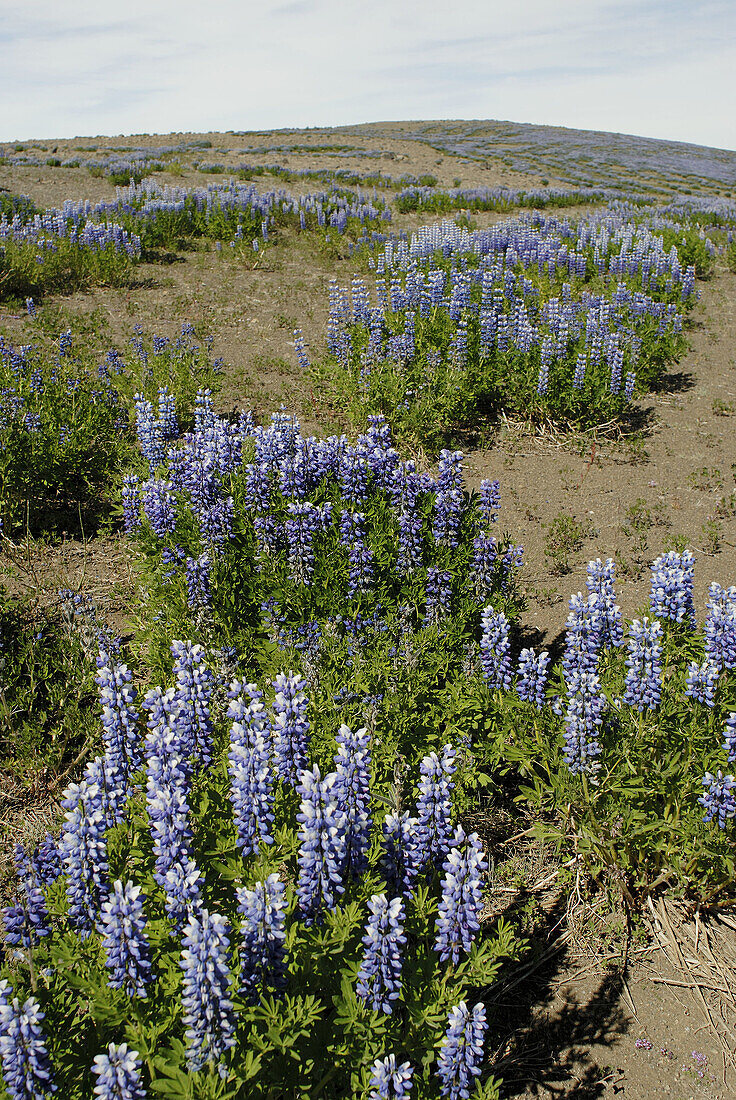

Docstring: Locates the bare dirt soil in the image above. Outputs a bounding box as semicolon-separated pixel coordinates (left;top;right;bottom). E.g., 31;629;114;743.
2;126;736;1100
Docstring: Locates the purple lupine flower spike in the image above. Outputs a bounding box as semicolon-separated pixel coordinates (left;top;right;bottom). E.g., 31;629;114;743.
95;652;142;776
650;550;696;627
91;1044;147;1100
144;699;203;927
415;745;457;871
356;894;406;1014
723;713;736;762
272;672;310;785
121;476;141;534
369;1055;414;1099
333;724;372;878
480;606;512;690
685;659;720;707
179;909;236;1070
228;708;274;856
623;618;663;712
295;766;346;923
99;881;152;999
700;772;736;828
563;670;606;776
380;812;423;899
0;991;56;1099
516;648;550;708
141;478;177;538
236;874;288;1001
171;640;214;767
59;778;110;937
186;554;212;612
436;1001;488;1100
704;583;736;670
562;593;601;682
478;479;500;527
434;827;486;966
31;836;62;888
585;558;623;647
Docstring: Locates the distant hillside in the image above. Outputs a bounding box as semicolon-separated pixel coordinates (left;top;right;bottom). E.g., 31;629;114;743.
341;119;736;195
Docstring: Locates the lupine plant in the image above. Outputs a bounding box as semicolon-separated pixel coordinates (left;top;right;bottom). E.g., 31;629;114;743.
309;210;697;447
0;322;221;533
0;641;515;1099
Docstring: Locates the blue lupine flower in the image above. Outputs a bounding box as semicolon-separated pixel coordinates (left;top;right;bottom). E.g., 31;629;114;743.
369;1055;414;1099
295;766;346;923
272;672;310;785
471;535;497;601
356;894;406;1014
333;724;372;878
340;511;374;597
228;713;274;855
157;385;178;440
585;558;623;647
285;501;320;584
171;640;214;767
3;849;49;952
704;583;736;671
685;659;720;707
82;755;129;829
433;488;463;549
293;328;310;372
723;713;736;763
0;992;56;1099
1;895;49;955
516;648;550;708
121;476;141;534
434;827;486;966
96;652;142;776
91;1043;146;1100
380;812;423;899
99;881;152;998
480;606;512;690
478;479;500;527
337;442;366;499
500;543;524;594
144;708;203;926
30;836;61;888
141;478;177;538
425;568;452;626
623;618;663;712
416;745;457;871
650;550;696;627
236;874;287;1001
186;554;211;611
59;778;110;937
562;593;601;683
563;671;606;776
700;772;736;828
396;504;423;575
179;909;236;1071
436;1001;488;1100
134;395;166;471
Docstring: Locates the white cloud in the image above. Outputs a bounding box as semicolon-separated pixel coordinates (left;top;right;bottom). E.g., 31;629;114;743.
0;0;734;150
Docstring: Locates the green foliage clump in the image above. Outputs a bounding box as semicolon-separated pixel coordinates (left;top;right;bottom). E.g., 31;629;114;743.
0;323;222;534
0;332;133;533
0;237;134;301
0;588;100;779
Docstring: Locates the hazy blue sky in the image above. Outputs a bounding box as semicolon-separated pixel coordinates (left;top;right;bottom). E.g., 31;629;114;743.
2;0;734;150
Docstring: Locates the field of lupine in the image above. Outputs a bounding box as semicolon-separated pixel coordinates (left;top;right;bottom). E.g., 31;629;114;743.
1;122;736;1099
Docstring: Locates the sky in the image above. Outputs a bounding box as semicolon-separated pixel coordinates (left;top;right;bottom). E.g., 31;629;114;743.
1;0;735;151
